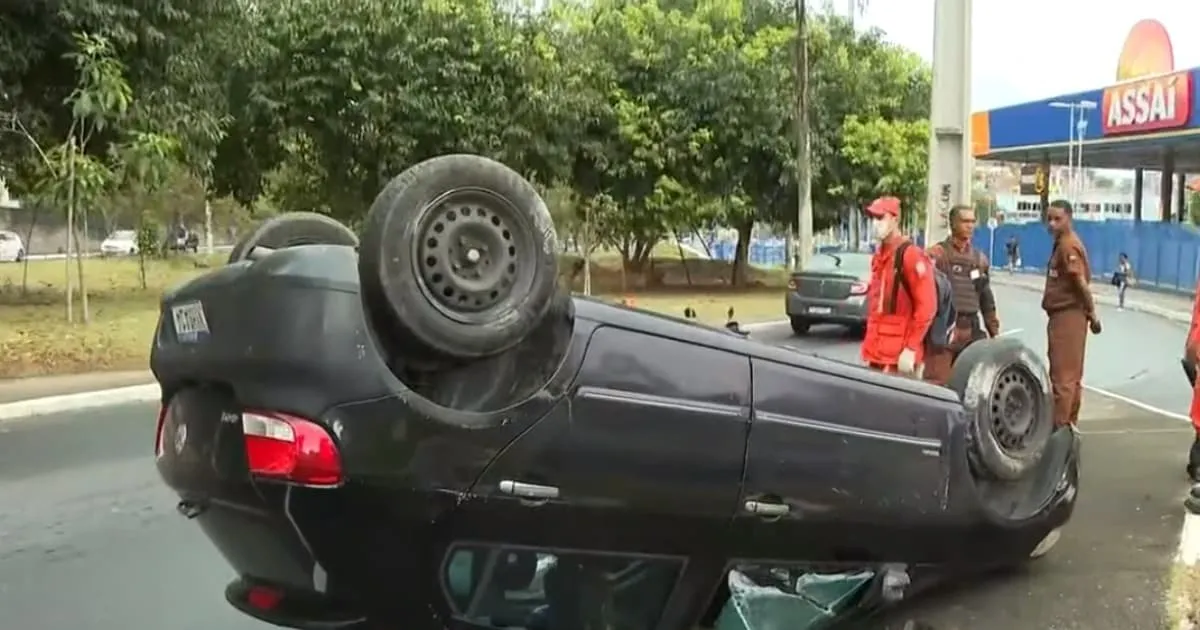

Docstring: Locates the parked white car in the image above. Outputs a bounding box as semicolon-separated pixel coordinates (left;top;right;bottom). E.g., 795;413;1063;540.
0;230;24;262
100;230;138;257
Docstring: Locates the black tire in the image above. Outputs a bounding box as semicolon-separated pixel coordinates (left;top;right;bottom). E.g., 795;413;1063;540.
15;249;24;262
790;316;811;336
949;337;1053;481
358;154;559;362
227;212;358;264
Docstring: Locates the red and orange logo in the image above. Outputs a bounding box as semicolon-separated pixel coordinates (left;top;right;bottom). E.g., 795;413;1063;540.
1102;72;1192;135
1116;19;1175;81
1102;19;1191;135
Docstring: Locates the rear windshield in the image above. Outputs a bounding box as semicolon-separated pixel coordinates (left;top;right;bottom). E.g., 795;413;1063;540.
807;253;869;275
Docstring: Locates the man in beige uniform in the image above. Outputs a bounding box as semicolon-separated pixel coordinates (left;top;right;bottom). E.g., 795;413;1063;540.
1042;200;1102;426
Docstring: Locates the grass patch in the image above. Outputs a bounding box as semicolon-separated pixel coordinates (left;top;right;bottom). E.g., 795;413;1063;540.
1168;559;1200;630
0;250;788;379
0;255;221;378
599;291;784;326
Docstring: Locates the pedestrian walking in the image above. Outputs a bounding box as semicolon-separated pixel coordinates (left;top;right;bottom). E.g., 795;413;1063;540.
1111;252;1134;310
1041;200;1101;427
860;196;937;377
1005;236;1021;273
923;205;1001;385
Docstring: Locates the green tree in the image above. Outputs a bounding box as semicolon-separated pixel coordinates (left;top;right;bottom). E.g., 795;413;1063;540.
839;114;931;228
24;33;133;323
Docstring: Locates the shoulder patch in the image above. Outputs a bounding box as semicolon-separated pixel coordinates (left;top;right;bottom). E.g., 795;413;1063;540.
915;260;927;276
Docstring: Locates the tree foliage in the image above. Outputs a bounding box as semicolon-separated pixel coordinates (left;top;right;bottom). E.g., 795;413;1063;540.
0;0;932;289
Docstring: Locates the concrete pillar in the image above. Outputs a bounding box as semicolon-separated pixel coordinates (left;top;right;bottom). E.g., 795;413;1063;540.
1177;172;1187;223
1161;153;1176;222
923;0;973;245
1133;168;1143;223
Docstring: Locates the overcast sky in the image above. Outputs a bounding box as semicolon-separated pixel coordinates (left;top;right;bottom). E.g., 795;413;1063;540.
854;0;1198;111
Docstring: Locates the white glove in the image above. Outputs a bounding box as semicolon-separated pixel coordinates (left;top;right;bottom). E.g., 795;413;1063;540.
897;348;917;375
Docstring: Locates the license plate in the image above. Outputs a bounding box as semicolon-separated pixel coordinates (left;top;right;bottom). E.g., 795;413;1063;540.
808;306;832;315
171;301;210;343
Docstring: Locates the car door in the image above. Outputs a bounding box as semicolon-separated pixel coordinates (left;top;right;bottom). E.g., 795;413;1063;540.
437;326;751;630
734;357;949;564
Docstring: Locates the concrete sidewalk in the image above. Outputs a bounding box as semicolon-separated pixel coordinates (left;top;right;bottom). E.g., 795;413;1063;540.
992;271;1195;324
879;392;1192;630
0;371;153;404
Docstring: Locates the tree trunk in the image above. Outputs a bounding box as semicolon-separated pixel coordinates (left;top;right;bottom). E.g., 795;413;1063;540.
21;204;40;294
73;218;90;324
65;150;75;324
731;219;754;287
673;232;693;287
793;0;813;271
68;138;89;324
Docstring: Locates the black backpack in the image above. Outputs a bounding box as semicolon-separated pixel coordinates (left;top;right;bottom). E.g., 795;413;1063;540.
888;242;957;350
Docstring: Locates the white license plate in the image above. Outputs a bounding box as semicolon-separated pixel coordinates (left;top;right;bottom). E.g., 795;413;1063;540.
171;301;210;342
808;306;833;315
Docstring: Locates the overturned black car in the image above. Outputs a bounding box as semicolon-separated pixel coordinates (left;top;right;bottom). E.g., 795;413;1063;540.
151;154;1079;630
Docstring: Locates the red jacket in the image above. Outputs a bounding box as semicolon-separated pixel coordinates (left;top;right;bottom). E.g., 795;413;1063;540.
861;235;937;366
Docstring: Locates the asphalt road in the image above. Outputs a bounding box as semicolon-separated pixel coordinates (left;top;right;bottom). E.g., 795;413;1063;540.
0;283;1191;630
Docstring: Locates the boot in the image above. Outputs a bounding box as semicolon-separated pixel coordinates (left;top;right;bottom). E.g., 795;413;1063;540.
1187;435;1200;483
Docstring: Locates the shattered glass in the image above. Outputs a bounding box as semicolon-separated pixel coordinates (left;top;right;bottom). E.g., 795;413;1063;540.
716;566;876;630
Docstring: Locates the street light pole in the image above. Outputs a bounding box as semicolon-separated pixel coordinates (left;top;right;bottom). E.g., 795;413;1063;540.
1049;100;1098;208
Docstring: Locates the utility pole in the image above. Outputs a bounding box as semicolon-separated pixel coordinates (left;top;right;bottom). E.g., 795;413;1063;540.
923;0;973;246
793;0;813;270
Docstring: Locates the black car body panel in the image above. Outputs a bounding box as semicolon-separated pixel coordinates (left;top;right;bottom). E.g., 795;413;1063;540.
153;244;1078;630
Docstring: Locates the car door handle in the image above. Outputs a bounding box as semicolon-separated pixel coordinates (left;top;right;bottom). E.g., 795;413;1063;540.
744;500;790;517
498;480;560;500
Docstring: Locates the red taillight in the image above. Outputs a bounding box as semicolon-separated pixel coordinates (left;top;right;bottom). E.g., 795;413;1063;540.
246;585;284;610
242;410;343;487
850;282;868;295
154;404;168;458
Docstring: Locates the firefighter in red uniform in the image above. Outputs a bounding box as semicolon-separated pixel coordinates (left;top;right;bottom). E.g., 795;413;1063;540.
861;196;937;376
1185;276;1200;481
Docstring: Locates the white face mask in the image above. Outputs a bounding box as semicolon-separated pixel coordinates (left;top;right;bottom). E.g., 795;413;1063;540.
871;217;893;241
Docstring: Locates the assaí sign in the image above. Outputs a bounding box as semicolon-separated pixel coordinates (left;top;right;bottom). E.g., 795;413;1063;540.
1101;71;1193;136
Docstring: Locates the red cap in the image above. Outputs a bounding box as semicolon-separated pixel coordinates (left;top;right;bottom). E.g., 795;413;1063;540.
865;196;901;218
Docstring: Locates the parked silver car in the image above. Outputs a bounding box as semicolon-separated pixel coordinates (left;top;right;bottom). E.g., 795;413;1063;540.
785;252;871;336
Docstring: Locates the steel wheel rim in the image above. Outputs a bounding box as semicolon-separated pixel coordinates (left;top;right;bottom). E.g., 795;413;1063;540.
412;188;532;324
989;365;1042;455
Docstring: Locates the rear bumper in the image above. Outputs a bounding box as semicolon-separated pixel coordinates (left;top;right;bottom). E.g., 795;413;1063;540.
785;293;866;322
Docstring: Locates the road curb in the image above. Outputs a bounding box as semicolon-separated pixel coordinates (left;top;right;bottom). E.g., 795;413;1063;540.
0;383;161;422
1172;511;1200;629
990;276;1192;324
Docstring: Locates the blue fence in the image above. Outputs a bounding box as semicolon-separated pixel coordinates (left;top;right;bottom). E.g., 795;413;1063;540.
688;222;1200;293
971;221;1200;293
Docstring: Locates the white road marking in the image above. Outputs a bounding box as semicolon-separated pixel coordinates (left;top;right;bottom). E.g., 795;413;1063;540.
1083;384;1191;423
1074;427;1193;436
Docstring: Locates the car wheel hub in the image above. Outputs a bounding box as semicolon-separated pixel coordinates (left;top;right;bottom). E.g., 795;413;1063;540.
989;367;1040;454
417;193;521;319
